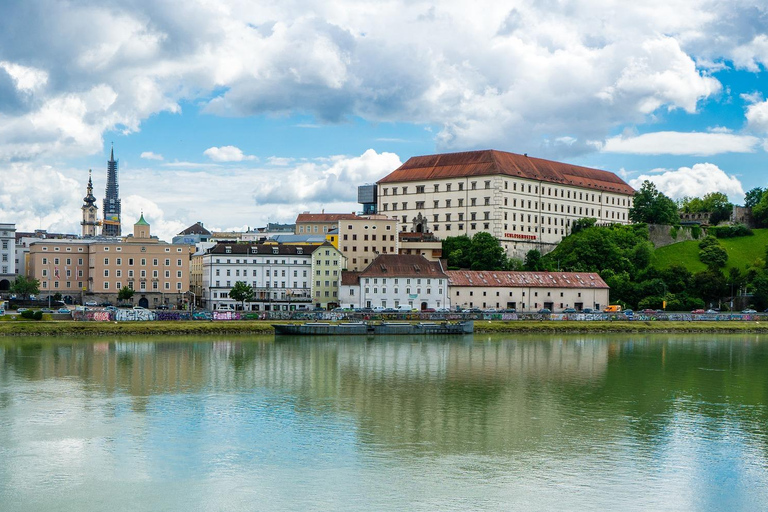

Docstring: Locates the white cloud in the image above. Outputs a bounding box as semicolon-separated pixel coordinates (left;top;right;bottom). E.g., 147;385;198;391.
601;131;761;156
140;151;164;160
267;156;293;166
0;0;756;162
629;163;745;202
252;149;401;206
745;99;768;133
203;145;256;162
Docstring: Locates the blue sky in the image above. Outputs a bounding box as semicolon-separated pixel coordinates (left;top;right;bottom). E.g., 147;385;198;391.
1;1;767;241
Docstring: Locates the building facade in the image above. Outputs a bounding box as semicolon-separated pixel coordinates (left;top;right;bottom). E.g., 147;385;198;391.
295;213;361;235
201;243;317;311
0;223;16;292
339;254;450;310
377;150;635;258
310;243;345;309
335;214;399;271
446;270;609;312
27;217;191;307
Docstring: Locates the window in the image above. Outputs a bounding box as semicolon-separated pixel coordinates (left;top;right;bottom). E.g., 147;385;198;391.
416;185;425;193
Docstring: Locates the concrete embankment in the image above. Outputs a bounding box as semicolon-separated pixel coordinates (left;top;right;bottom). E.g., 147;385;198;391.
1;320;767;337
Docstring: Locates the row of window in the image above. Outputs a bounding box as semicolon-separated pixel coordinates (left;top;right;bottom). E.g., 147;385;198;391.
211;258;312;265
41;257;184;266
342;245;396;254
358;287;443;295
342;233;395;241
457;290;582;298
363;278;443;285
382;181;630;206
383;198;627;216
40;246;184;252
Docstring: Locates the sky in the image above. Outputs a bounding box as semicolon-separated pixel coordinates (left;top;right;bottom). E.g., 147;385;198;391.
1;0;768;242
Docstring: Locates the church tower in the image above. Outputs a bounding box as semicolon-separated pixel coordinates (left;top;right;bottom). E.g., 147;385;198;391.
102;145;121;236
81;170;99;237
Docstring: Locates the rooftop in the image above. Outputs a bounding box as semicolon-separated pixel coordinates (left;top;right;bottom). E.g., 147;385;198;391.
447;271;609;289
378;149;635;196
358;254;447;278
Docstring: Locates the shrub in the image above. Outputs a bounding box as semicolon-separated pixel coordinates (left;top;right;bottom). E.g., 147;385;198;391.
690;225;702;239
669;226;679;240
708;224;753;238
33;311;43;320
20;310;35;319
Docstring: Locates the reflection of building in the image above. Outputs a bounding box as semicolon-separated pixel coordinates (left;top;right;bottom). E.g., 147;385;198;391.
0;223;16;293
339;254;449;310
102;146;121;237
28;216;191;307
447;270;609;312
377;150;634;258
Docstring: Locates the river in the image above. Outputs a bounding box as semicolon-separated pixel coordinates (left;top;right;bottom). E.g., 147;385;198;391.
1;333;767;511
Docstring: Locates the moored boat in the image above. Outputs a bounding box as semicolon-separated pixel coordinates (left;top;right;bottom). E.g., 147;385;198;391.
273;321;473;336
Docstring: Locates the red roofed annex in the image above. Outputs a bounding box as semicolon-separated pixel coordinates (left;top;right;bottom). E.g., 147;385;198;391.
376;150;634;258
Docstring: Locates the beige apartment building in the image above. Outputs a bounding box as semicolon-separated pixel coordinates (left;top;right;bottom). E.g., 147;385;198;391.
295;213;360;235
28;216;192;307
447;271;609;312
335;214;399;271
377;150;635;258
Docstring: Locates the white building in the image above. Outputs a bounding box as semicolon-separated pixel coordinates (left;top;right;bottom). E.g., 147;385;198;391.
201;242;344;311
377;150;635;258
340;254;450;310
0;223;16;293
447;270;610;312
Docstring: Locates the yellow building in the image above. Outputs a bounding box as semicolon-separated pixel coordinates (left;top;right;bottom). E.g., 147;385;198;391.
28;216;192;307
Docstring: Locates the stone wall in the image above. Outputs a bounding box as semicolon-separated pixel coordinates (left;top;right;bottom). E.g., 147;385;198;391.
648;224;703;249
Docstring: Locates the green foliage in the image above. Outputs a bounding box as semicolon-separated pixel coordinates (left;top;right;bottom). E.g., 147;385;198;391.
524;250;544;271
19;310;42;320
699;245;728;269
752;272;768;310
52;292;63;302
744;187;764;208
708;224;752;238
469;232;507;270
690;225;702;239
442;235;472;269
679;192;733;225
669;226;679;239
629;181;679;225
698;235;719;250
10;275;40;300
691;270;727;303
571;218;597;235
544;223;650;274
229;281;254;305
753;190;768;228
117;286;135;301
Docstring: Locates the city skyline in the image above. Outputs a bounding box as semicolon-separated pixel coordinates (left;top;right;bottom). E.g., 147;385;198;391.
1;1;767;242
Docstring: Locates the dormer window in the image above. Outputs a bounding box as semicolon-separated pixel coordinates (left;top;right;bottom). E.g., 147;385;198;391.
225;246;232;254
296;248;303;254
272;248;279;254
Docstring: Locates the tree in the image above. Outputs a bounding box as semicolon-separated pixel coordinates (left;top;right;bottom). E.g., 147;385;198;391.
52;292;63;302
442;235;472;269
10;275;39;300
571;217;597;235
468;232;507;270
629;181;679;225
229;281;254;310
701;192;733;225
699;245;728;269
117;286;135;303
524;250;544;271
744;187;764;208
753;190;768;228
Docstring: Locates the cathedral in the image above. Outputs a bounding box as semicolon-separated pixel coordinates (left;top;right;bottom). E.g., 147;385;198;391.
81;146;122;238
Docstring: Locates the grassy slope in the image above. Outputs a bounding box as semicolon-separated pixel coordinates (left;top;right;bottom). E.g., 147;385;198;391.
653;228;768;272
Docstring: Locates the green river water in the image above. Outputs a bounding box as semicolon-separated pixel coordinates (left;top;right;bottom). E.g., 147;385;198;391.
1;333;767;511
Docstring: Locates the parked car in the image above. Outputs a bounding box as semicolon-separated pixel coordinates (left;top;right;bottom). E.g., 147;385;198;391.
57;308;70;314
100;302;112;307
582;308;594;314
538;308;552;314
562;308;577;313
641;309;657;314
741;308;757;314
156;304;169;310
422;308;436;313
691;309;706;314
40;308;55;313
705;309;718;313
133;306;146;310
85;300;98;306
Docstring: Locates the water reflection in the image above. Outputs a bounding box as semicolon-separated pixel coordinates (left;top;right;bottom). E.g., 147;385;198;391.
1;334;767;511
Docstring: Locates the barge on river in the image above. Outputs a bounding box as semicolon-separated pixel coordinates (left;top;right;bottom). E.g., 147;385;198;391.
273;321;474;336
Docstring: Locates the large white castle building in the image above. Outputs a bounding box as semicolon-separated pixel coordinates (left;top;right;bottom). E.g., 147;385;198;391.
376;150;635;257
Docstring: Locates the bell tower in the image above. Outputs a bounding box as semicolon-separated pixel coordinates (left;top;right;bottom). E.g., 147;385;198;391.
81;170;99;237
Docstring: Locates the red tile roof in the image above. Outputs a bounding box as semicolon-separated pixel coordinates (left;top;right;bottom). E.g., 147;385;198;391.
341;271;361;286
447;271;609;289
358;254;447;278
296;213;362;223
378;150;635;195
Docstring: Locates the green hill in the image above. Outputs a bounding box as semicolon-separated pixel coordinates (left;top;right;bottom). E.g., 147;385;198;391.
653;229;768;272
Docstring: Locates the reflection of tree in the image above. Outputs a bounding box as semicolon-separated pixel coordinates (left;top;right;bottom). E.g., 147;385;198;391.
2;335;768;461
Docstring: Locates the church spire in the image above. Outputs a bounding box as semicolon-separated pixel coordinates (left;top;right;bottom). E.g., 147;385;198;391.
81;169;99;237
102;145;121;236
